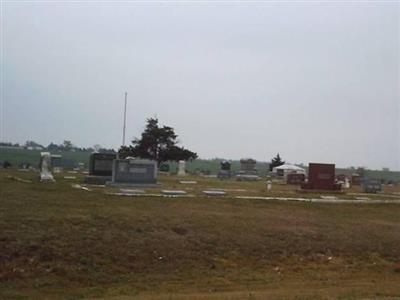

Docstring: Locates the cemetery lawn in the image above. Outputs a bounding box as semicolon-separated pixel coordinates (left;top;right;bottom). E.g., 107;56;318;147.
1;170;400;300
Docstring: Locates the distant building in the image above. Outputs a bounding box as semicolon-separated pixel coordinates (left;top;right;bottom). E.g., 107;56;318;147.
273;164;306;179
27;146;44;151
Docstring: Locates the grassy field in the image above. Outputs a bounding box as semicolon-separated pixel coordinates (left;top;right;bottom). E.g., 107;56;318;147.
1;170;400;299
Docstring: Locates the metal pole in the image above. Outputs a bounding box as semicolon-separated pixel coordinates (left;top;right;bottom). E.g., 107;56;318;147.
122;92;127;146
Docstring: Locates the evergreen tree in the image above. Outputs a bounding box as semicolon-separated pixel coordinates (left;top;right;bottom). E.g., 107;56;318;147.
119;118;197;166
269;153;285;171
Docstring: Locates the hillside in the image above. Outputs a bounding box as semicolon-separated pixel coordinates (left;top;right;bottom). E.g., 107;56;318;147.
1;147;400;181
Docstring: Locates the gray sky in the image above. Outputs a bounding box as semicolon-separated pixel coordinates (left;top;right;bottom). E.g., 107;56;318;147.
2;1;399;170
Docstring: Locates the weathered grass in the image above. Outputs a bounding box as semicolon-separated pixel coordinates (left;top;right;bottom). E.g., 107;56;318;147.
1;170;400;299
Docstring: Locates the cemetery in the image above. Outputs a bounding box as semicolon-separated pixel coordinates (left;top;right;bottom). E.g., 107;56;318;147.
2;3;399;299
2;108;400;300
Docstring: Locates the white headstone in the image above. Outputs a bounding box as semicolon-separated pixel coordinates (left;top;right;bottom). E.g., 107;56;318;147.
344;178;350;189
266;180;272;192
162;190;187;196
203;190;226;196
40;152;55;182
177;160;186;176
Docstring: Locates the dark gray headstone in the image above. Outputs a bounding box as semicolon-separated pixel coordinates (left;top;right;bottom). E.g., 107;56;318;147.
89;153;116;176
362;179;382;194
51;155;62;168
220;160;231;171
240;158;256;172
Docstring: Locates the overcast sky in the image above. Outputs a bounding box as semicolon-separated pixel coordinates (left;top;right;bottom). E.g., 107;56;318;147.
2;1;399;170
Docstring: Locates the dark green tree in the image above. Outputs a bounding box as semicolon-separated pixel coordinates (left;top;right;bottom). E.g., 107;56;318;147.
47;143;60;151
62;140;73;151
119;118;197;166
269;153;285;171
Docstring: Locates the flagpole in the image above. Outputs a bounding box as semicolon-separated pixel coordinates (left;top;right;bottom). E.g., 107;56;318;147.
122;92;127;146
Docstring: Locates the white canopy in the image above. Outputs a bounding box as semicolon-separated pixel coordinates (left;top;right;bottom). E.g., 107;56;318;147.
273;164;305;172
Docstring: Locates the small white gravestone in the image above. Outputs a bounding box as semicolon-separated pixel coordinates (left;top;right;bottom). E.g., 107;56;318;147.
40;152;55;182
162;190;187;196
266;180;272;192
119;189;145;195
203;190;226;196
344;178;350;189
177;160;186;176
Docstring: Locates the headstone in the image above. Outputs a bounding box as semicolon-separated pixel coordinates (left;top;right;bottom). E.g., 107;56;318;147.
71;184;91;191
107;158;160;187
240;158;257;174
362;179;382;194
266;180;272;192
39;152;55;182
218;160;232;179
301;163;341;191
89;153;116;176
161;190;187;196
61;158;77;170
343;178;350;189
177;160;186;176
203;190;226;196
221;160;231;171
119;189;145;195
236;158;260;181
351;174;361;186
51;155;63;172
287;173;305;185
84;153;116;185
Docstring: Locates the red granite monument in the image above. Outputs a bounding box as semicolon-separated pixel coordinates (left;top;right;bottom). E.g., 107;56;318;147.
301;163;341;191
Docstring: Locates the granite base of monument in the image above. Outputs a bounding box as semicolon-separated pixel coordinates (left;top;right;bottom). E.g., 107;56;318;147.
107;182;161;188
84;175;112;185
217;170;232;179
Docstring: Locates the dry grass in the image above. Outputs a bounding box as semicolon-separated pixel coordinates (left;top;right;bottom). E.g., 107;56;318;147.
1;170;400;299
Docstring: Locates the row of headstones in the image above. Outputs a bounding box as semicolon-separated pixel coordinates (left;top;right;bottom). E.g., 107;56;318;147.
40;151;188;185
87;155;260;183
40;152;379;193
85;153;157;186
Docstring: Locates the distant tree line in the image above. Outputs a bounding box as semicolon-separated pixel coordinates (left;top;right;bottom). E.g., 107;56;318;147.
0;142;22;147
0;140;115;153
